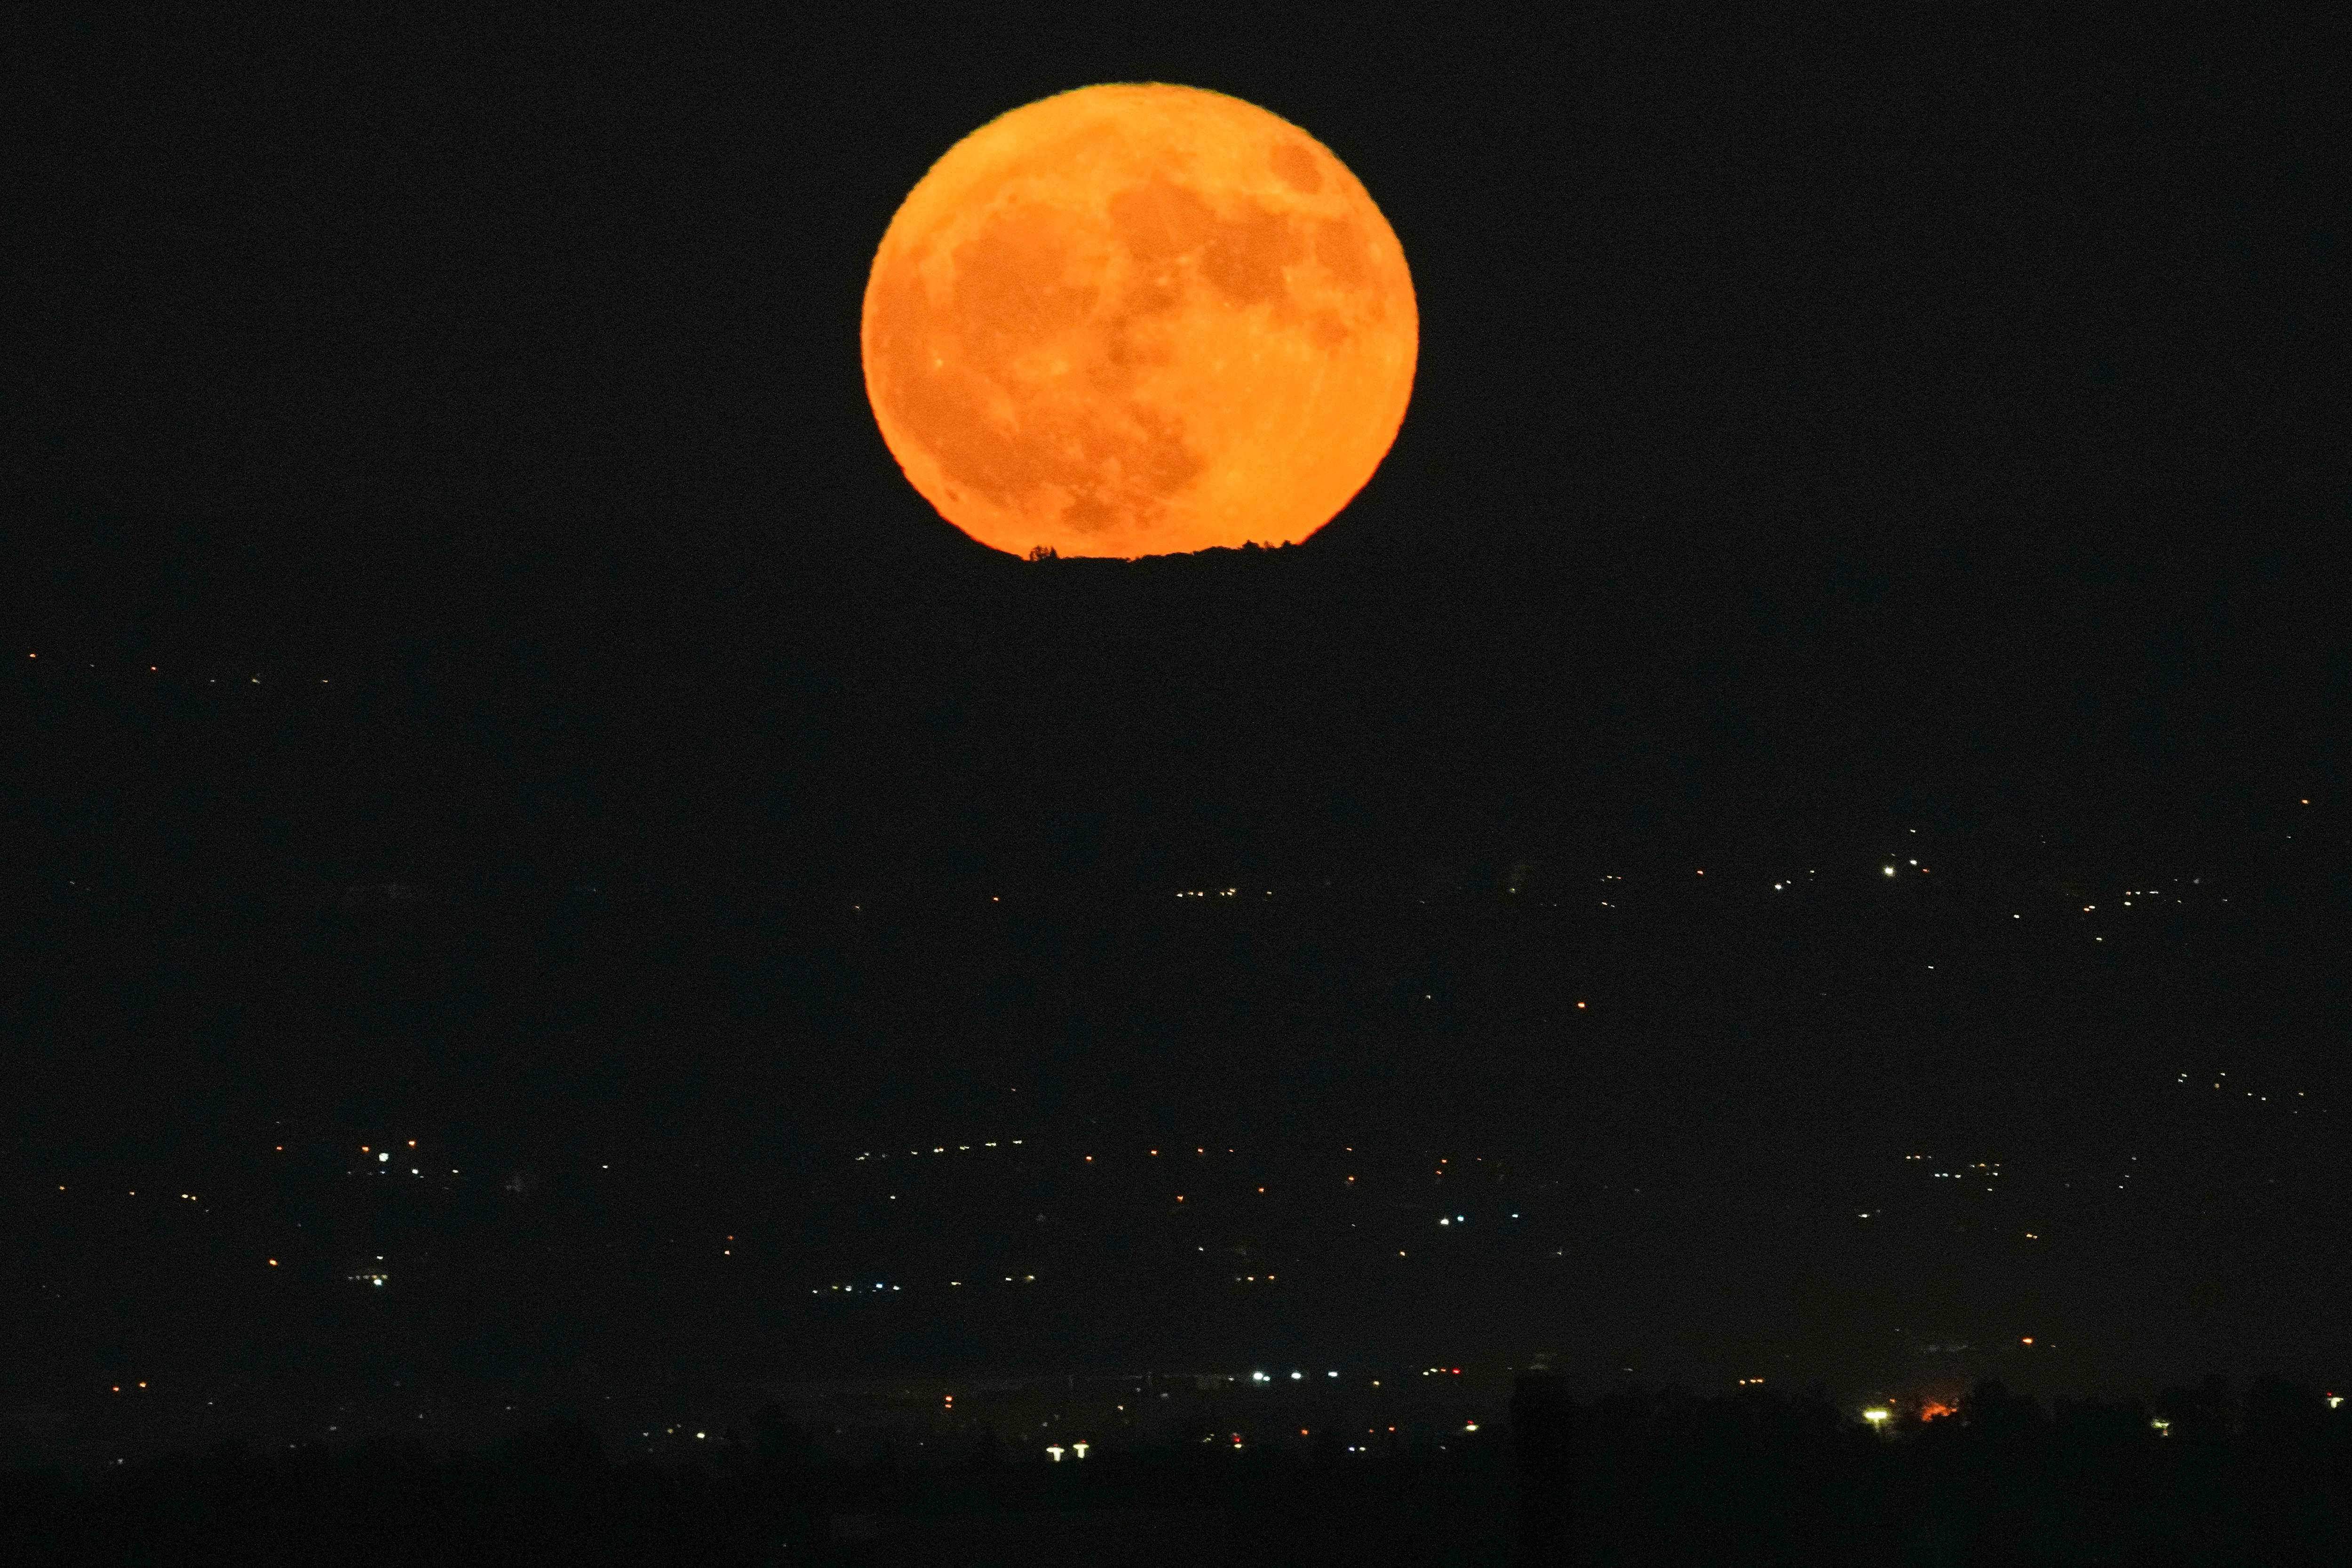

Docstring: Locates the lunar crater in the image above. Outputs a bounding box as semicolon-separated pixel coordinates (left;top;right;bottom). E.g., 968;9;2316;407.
1269;139;1323;193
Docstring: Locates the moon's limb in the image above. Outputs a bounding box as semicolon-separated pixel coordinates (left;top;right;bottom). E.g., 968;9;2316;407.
863;84;1416;558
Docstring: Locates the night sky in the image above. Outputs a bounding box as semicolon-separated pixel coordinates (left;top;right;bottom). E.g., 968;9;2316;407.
5;10;2344;1465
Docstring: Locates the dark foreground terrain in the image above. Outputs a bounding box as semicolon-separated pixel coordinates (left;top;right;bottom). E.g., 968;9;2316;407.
7;1375;2349;1565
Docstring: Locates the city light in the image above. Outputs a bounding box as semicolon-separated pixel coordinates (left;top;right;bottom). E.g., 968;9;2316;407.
1863;1408;1890;1427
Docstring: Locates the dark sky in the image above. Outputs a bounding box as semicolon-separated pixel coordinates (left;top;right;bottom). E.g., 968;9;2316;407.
3;9;2346;1450
12;13;2341;823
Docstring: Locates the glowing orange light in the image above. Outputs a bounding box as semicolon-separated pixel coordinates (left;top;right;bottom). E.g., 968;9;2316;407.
862;83;1416;558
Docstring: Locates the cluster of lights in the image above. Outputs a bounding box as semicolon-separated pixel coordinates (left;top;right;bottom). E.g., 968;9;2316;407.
856;1140;1022;1161
104;1098;2322;1387
2177;1071;2320;1111
351;1141;437;1178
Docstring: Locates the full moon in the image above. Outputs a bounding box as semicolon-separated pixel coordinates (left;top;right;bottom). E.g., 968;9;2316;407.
862;83;1417;558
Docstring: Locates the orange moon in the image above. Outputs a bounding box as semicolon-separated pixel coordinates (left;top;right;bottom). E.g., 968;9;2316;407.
862;83;1417;558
